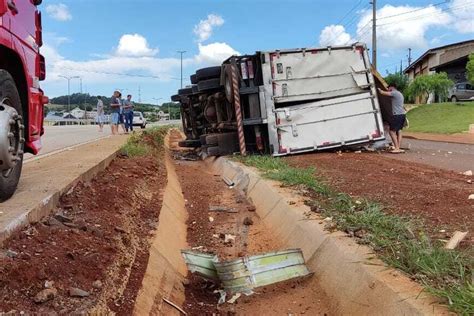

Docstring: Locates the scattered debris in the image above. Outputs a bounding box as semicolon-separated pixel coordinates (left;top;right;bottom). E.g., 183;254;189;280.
209;216;215;223
92;280;103;289
445;231;468;250
209;205;238;213
243;217;254;226
468;194;474;200
163;297;187;315
34;288;57;304
227;292;242;304
462;170;473;176
114;226;127;234
54;212;73;223
181;249;311;296
44;281;55;289
224;234;236;244
246;205;256;212
68;287;90;298
2;249;18;259
222;176;234;187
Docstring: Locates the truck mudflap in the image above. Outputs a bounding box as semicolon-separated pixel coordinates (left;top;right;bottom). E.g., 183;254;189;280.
274;92;384;155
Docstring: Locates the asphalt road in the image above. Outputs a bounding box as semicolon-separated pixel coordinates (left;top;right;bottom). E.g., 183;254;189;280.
24;120;181;161
385;138;474;173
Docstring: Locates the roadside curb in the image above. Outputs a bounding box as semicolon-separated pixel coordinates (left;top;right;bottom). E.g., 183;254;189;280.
0;143;121;246
207;157;449;315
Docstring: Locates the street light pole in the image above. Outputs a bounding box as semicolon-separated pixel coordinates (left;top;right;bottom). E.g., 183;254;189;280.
177;51;186;89
59;75;80;115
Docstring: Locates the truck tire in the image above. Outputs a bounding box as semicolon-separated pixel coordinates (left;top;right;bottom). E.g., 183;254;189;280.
207;146;220;157
451;96;457;102
196;66;221;81
217;132;239;154
192;84;199;94
205;134;218;146
190;74;198;84
178;139;201;148
171;94;181;102
198;78;222;92
0;70;24;201
178;87;193;96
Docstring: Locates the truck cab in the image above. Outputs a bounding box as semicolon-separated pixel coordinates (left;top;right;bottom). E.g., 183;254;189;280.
0;0;47;200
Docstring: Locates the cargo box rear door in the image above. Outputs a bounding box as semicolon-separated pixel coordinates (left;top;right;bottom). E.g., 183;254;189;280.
275;92;384;155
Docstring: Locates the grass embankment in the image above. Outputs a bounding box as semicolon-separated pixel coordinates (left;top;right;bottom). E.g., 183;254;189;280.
237;155;473;315
407;102;474;134
120;127;169;157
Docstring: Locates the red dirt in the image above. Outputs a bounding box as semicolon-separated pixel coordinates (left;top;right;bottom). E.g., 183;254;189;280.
0;153;166;314
170;130;331;316
286;152;474;236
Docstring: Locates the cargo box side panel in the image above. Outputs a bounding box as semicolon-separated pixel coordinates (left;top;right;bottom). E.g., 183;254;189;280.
275;93;384;154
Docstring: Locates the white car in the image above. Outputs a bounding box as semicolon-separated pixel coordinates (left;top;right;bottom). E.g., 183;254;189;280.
133;112;147;129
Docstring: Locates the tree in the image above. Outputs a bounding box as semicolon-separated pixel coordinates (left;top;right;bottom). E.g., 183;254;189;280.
406;73;454;103
467;53;474;85
384;72;409;93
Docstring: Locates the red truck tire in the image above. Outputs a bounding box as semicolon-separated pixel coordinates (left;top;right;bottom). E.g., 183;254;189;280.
0;70;24;201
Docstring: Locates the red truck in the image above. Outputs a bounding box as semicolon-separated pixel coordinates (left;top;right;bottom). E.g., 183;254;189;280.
0;0;47;200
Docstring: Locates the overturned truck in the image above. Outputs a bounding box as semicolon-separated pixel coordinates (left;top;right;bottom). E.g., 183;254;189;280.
172;43;389;156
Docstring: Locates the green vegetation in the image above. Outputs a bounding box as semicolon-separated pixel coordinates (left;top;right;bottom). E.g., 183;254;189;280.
120;126;170;157
237;155;473;315
467;53;474;85
406;73;454;103
384;72;409;94
407;102;474;134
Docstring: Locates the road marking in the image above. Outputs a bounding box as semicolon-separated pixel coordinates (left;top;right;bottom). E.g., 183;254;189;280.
24;135;112;164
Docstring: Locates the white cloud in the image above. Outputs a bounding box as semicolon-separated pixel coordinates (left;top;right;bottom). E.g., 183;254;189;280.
319;25;353;46
194;14;224;42
356;4;452;50
195;42;240;65
450;0;474;34
46;4;72;21
115;34;158;57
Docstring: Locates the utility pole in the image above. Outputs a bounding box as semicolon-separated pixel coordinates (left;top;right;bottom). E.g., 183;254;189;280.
408;48;412;66
177;51;186;89
138;85;142;103
371;0;377;69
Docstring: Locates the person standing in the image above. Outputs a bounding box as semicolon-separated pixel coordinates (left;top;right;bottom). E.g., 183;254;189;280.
378;84;406;153
110;91;121;135
96;96;105;132
123;94;134;133
118;92;127;134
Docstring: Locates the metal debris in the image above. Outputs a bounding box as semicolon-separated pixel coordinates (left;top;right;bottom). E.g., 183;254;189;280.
222;176;234;186
209;205;238;213
181;249;311;295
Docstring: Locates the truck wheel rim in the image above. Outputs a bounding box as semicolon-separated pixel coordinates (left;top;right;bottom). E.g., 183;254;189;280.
0;98;24;176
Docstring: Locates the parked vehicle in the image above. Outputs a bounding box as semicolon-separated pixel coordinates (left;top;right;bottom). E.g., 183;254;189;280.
133;112;147;129
450;82;474;102
172;43;388;157
0;0;47;200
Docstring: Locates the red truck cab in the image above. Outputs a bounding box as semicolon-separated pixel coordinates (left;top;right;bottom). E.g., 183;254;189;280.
0;0;47;200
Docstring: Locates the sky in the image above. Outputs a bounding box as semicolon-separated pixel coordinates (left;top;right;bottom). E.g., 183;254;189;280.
41;0;474;105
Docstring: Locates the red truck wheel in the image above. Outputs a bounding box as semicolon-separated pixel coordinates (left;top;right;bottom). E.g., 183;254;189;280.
0;70;24;201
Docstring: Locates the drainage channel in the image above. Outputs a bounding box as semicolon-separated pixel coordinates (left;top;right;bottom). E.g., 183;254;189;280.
159;131;333;315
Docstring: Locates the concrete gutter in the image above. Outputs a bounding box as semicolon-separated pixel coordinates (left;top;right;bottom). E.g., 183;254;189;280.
207;157;449;315
0;136;127;245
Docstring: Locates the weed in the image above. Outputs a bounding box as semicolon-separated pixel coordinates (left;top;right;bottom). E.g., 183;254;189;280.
237;154;473;314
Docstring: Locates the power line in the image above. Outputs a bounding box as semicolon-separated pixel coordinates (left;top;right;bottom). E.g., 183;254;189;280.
376;0;450;20
57;66;186;81
336;0;364;25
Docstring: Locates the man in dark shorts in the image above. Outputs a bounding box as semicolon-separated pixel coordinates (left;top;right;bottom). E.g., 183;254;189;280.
378;84;406;153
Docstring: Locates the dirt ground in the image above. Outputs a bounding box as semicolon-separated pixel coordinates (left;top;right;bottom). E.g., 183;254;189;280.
169;131;332;316
287;152;473;240
0;151;166;314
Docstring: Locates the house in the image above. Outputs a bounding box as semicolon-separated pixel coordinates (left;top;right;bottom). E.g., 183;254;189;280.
70;107;85;119
403;39;474;102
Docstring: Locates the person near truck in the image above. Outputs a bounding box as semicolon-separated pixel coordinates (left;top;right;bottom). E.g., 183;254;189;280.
123;94;134;133
96;96;105;132
110;91;121;135
378;84;406;154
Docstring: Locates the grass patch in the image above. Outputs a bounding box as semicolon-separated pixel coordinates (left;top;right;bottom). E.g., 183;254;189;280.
120;126;170;157
406;102;474;134
238;155;473;315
